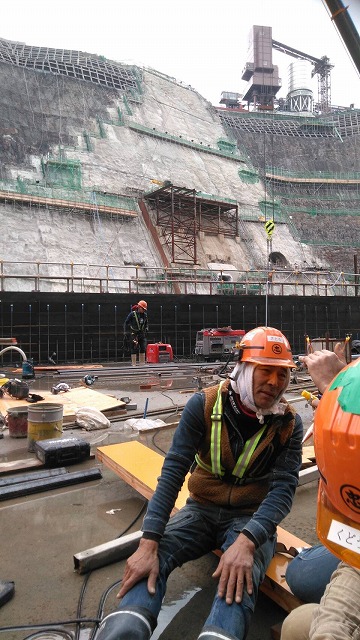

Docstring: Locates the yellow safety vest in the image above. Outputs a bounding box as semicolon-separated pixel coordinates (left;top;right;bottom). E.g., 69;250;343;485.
195;380;266;483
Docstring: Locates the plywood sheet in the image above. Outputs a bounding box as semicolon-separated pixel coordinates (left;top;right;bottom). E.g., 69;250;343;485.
302;445;315;460
97;441;190;513
0;387;124;420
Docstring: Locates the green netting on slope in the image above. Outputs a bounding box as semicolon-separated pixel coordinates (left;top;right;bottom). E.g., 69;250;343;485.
238;167;259;184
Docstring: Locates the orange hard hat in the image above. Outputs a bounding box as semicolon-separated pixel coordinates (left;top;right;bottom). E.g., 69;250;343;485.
137;300;147;310
315;358;360;569
239;326;295;368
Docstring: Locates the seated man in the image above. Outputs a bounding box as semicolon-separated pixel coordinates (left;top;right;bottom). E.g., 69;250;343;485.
281;357;360;639
96;326;303;640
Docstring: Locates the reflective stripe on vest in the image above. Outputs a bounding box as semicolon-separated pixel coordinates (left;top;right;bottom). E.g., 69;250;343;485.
130;311;146;333
132;312;141;332
195;381;266;481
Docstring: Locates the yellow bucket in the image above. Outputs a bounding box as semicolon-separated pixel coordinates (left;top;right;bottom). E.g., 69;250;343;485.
27;403;64;452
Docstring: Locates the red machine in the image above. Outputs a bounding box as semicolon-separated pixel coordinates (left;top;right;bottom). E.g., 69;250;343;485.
194;327;245;360
146;342;174;363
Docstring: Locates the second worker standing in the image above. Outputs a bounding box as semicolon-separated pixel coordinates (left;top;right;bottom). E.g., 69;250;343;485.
124;300;149;367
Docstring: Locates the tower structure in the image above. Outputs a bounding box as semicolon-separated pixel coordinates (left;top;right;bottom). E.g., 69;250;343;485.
241;26;281;111
287;60;314;112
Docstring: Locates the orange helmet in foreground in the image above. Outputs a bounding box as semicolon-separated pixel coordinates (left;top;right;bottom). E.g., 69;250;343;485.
137;300;148;310
239;326;295;368
315;358;360;569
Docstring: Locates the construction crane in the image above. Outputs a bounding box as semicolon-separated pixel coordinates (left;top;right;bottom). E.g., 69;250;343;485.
272;39;333;113
323;0;360;75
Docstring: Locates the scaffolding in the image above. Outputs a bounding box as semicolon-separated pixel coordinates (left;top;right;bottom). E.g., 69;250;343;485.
0;37;141;93
0;177;139;217
265;167;360;183
218;109;360;138
144;185;239;265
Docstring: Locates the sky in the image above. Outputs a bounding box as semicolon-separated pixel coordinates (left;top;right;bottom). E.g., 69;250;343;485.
2;0;360;109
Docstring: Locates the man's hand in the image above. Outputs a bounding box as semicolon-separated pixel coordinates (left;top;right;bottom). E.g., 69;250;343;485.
212;533;255;604
299;345;346;394
116;538;159;599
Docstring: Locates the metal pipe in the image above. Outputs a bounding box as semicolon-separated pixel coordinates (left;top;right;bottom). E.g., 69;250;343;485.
74;530;142;574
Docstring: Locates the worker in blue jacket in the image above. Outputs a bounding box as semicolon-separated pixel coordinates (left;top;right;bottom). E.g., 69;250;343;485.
96;326;303;640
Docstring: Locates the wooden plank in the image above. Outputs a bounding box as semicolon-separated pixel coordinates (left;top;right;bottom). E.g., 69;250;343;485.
270;621;283;640
0;388;125;421
97;441;189;513
0;337;17;345
12;364;105;373
299;465;319;486
302;445;315;460
0;458;44;475
97;441;310;612
261;576;304;613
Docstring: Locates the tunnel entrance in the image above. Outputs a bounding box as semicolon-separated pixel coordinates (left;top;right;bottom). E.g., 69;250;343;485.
269;252;289;268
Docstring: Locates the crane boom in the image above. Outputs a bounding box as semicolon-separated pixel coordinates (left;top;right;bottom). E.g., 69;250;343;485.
323;0;360;74
272;39;322;65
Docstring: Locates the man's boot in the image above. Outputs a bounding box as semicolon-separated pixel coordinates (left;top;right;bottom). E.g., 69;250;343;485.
95;606;156;640
139;353;146;365
197;626;238;640
131;354;137;367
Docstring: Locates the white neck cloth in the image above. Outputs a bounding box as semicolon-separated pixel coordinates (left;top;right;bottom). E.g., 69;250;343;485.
229;362;289;424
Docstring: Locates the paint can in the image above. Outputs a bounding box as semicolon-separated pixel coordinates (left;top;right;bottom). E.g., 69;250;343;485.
27;403;64;452
6;406;29;438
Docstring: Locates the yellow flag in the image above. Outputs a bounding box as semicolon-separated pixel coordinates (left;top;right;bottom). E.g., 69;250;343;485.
265;220;275;238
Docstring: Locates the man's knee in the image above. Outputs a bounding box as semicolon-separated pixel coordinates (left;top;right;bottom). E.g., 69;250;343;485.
95;606;157;640
280;603;317;640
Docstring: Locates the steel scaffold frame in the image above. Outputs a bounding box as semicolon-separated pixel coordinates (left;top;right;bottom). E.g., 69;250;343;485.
144;185;239;265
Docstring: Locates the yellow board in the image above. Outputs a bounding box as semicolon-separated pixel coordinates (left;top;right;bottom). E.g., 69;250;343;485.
97;440;311;612
97;441;190;513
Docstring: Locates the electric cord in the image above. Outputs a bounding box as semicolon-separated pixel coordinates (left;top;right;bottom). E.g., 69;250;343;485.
217;352;235;378
88;580;122;640
74;572;92;640
24;630;74;640
158;390;179;409
151;429;168;455
0;618;100;635
76;499;148;640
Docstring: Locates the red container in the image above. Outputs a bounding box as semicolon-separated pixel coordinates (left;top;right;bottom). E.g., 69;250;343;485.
6;406;28;438
146;343;174;363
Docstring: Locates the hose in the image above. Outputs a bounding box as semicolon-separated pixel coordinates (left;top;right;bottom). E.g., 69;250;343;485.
0;346;28;362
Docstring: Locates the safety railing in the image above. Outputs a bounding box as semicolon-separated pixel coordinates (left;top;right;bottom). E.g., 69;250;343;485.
0;261;359;297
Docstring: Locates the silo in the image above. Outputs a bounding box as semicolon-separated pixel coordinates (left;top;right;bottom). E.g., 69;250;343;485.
287;60;313;112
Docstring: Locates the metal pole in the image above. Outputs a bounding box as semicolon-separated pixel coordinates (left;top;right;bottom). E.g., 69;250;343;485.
265;238;271;326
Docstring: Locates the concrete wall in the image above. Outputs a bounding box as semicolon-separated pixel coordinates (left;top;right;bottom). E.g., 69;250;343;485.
1;291;359;364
